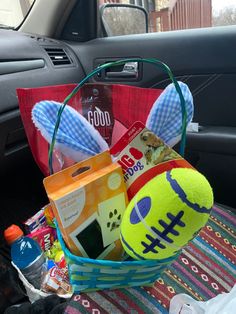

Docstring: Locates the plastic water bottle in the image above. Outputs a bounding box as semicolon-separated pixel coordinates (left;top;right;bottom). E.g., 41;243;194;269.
4;224;45;289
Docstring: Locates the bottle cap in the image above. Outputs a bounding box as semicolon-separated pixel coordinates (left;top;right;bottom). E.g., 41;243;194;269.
4;224;24;245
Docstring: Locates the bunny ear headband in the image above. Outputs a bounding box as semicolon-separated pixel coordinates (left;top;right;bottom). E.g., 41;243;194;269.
146;81;193;147
31;81;193;167
32;100;109;163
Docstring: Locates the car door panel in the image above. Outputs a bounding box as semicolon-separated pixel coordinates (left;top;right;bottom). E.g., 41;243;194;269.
67;26;236;208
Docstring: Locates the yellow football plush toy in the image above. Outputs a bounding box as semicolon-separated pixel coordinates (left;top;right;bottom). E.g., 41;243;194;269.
120;168;213;260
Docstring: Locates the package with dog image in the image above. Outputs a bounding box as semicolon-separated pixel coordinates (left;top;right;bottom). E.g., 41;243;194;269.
110;121;193;200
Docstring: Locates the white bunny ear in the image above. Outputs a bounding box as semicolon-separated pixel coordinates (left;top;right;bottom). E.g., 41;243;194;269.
146;81;194;147
32;100;109;162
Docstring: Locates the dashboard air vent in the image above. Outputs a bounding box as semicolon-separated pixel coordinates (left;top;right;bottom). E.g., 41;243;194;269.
44;47;72;66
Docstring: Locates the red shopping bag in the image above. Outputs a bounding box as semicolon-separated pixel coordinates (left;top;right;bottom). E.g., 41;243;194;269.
17;83;163;176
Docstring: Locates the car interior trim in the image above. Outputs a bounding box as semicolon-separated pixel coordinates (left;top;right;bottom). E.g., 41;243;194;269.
0;59;45;75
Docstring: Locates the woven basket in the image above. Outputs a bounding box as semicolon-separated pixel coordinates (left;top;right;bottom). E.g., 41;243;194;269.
50;58;186;294
56;221;178;294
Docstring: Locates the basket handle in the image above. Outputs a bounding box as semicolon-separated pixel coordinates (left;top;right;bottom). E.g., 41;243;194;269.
48;58;187;175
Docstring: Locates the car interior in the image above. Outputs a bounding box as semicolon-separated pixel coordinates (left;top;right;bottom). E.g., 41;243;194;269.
0;0;235;312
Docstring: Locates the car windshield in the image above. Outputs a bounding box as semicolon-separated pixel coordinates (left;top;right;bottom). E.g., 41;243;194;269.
0;0;35;29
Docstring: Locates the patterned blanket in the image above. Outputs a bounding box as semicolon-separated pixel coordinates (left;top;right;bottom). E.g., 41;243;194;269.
64;204;236;314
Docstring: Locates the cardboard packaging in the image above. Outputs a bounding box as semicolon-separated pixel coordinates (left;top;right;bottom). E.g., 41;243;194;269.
43;151;128;261
110;121;193;200
24;209;47;233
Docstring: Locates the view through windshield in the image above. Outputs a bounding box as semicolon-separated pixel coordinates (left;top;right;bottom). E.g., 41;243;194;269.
0;0;34;28
0;0;236;30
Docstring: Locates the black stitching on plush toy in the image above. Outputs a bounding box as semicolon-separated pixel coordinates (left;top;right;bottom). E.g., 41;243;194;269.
141;210;185;254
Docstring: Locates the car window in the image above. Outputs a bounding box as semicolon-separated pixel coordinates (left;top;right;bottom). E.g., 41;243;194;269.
99;0;236;36
0;0;35;29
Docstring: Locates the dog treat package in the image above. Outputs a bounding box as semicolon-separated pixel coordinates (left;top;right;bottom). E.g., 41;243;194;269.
110;121;193;200
43;151;129;261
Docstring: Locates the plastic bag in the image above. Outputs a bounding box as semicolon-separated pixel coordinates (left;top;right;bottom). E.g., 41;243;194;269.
169;284;236;314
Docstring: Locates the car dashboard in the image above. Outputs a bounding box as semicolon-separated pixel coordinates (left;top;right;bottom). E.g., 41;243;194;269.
0;29;84;173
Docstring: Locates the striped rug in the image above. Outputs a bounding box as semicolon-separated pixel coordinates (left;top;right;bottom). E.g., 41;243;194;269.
65;204;236;314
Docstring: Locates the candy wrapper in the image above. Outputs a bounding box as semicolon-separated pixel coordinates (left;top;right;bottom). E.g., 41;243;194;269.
27;226;57;252
41;263;72;295
43;204;55;228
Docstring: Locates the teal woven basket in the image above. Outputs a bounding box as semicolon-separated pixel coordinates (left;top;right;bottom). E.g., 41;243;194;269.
51;58;186;294
55;221;178;294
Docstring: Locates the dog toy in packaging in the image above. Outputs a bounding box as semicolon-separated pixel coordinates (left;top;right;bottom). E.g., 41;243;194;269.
110;121;193;200
120;168;213;260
